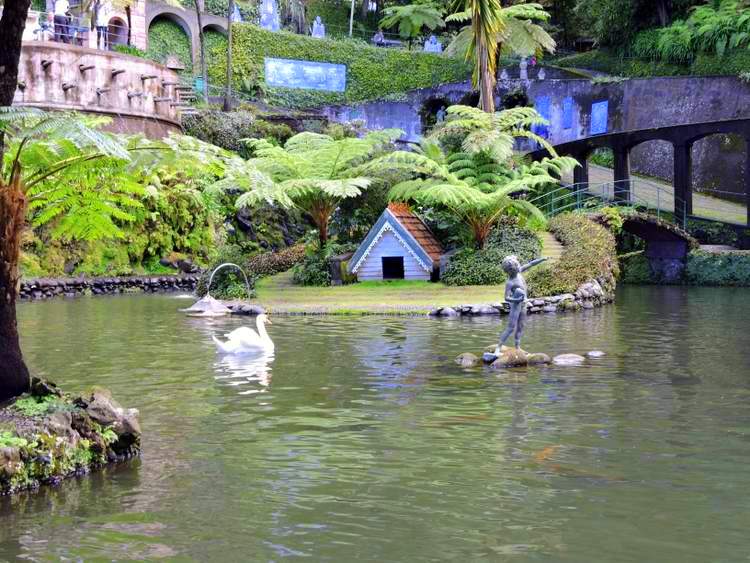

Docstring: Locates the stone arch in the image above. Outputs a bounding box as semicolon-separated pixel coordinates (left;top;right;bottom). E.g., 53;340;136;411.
419;96;451;131
458;91;480;108
202;22;227;34
147;13;195;67
108;17;128;47
691;133;746;203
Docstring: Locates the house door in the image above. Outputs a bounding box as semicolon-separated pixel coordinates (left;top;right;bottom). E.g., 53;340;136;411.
382;256;405;280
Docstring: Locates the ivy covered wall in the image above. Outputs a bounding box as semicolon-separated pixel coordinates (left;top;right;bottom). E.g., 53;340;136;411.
207;24;471;108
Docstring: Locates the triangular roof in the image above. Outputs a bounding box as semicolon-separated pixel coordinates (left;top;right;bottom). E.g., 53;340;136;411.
349;203;444;274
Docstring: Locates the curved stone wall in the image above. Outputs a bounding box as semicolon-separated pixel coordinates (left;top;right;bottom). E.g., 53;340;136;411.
14;42;183;139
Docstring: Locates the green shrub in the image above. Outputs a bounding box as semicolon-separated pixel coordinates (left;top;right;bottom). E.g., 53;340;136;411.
291;243;355;286
685;219;738;246
196;245;256;299
207;24;471;108
442;221;541;286
112;44;147;58
527;213;619;297
13;395;73;417
182;110;293;155
685;250;750;286
619;252;654;284
246;244;306;277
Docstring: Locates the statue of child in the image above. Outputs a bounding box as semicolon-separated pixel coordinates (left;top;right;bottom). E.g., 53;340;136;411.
496;255;547;352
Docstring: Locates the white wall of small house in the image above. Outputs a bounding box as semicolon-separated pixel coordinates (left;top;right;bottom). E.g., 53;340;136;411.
356;231;431;281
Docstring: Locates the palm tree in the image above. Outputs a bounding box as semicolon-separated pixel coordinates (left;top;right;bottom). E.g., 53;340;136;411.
0;109;227;401
364;140;576;247
431;104;557;160
446;1;555;112
219;130;403;247
380;2;445;49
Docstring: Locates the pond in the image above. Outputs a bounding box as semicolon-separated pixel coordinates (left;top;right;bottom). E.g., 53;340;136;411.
3;287;750;561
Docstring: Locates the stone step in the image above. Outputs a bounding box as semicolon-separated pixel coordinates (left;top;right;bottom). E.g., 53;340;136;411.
540;231;565;263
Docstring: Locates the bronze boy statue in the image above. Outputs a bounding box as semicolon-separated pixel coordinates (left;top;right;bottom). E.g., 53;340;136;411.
495;256;547;352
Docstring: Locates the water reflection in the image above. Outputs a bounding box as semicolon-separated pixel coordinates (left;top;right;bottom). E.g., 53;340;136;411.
6;288;750;561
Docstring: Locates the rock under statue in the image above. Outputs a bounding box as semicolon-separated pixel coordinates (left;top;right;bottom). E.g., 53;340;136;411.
496;255;547;351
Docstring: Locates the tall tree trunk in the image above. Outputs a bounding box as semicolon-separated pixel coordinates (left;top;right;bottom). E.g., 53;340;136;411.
194;0;209;100
0;0;33;401
477;40;495;113
0;180;31;403
223;0;234;111
656;0;669;27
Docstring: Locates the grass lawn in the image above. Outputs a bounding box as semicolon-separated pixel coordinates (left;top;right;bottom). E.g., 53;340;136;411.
251;271;502;315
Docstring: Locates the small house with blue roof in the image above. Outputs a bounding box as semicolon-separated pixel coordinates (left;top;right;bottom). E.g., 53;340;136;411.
348;203;444;281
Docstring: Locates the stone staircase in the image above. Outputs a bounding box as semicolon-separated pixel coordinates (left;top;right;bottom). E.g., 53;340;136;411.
540;231;565;263
172;85;199;116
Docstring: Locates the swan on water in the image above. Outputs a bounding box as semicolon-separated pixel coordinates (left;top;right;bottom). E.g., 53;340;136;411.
213;314;274;354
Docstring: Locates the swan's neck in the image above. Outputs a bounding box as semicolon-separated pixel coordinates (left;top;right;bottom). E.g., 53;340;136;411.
256;318;272;343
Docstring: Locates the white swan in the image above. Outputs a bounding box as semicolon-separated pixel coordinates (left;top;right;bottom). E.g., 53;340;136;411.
212;314;274;354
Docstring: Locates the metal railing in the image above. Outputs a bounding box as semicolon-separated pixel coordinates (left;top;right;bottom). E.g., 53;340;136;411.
529;179;689;225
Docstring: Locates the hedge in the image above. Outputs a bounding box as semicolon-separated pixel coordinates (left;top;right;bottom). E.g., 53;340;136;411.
207;24;471;108
442;222;542;286
182;110;293;155
685;250;750;286
554;48;750;78
526;213;619;297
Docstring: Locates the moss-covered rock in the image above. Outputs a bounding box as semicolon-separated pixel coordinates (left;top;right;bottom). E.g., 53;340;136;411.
0;379;141;496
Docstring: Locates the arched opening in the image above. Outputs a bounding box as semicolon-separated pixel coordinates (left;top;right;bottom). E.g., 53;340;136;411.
686;133;748;227
458;91;480;108
203;26;229;67
500;88;528;110
108;17;128;47
419;97;451;132
147;15;193;72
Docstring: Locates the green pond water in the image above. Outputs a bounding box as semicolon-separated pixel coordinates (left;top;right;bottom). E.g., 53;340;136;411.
3;286;750;561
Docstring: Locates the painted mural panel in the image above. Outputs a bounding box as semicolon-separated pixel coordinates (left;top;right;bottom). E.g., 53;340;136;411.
562;97;574;130
590;100;609;135
264;58;347;92
533;96;550;139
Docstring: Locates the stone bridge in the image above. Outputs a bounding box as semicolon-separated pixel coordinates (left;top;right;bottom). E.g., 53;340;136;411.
595;212;698;282
532;118;750;227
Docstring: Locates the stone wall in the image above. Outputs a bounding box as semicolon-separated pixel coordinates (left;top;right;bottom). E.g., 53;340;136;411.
14;42;182;139
327;73;750;198
19;274;199;300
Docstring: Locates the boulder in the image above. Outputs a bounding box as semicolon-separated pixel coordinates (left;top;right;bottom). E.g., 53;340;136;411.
86;389;121;426
491;348;529;368
440;307;459;317
553;353;586;366
542;305;557;313
45;411;77;445
233;304;265;316
482;352;498;364
455;353;480;368
0;447;23;478
30;377;63;398
475;305;500;316
112;408;142;454
527;353;552;365
587;350;606;358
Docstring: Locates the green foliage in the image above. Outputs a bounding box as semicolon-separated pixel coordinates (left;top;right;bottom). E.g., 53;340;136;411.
380;2;445;41
291;243;353;286
182;110;294;156
526;213;619;297
685;219;738;245
196;245;256;299
206;24;470;108
597;206;625;234
112;44;147;58
12;395;71;417
619;252;653;284
589;148;614;168
0;431;28;449
146;19;193;73
442;220;541;286
686;250;750;285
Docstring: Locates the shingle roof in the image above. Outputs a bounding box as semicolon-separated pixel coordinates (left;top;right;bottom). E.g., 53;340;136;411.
387;203;444;263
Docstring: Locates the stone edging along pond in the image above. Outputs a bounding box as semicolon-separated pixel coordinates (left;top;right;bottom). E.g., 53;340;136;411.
427;279;612;317
18;274;199;300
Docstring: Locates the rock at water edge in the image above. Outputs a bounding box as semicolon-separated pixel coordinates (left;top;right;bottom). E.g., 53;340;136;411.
455;353;481;368
553;353;586;366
